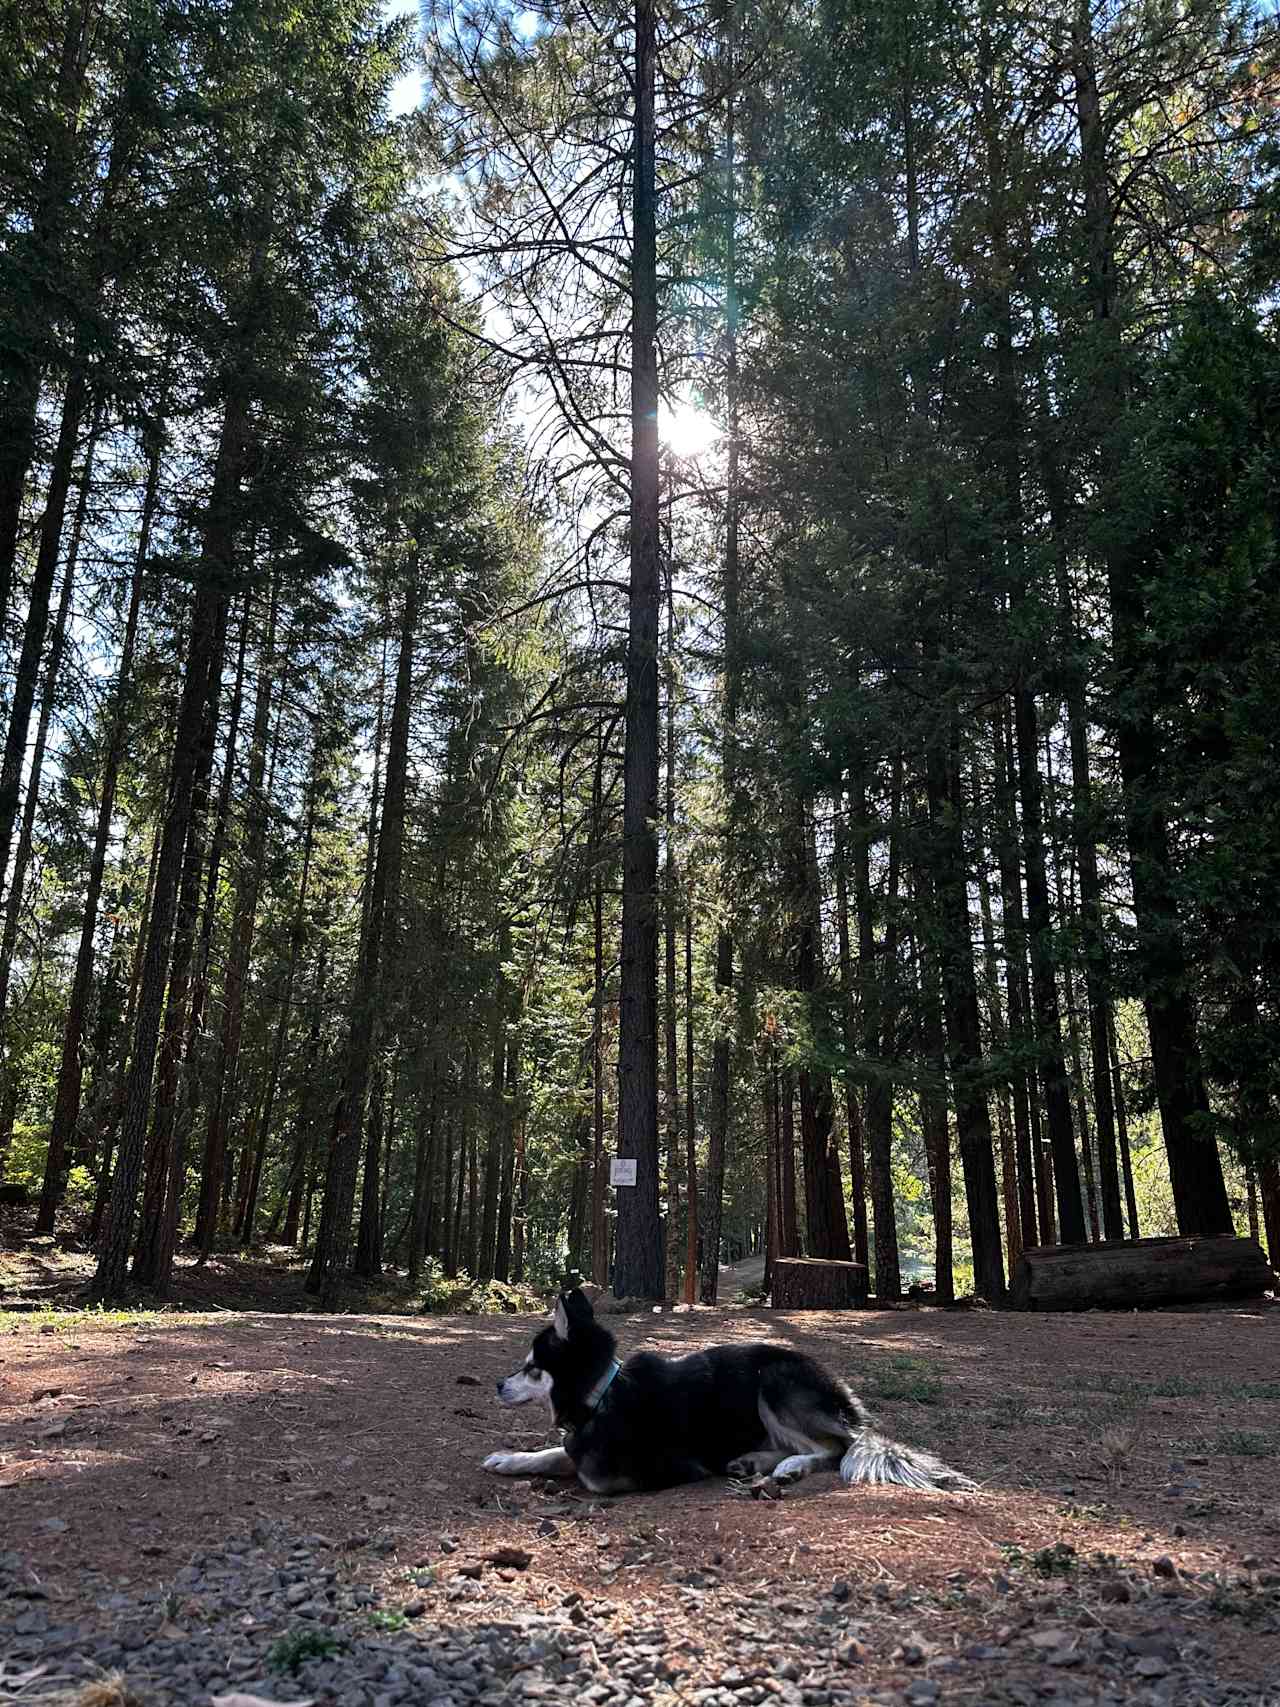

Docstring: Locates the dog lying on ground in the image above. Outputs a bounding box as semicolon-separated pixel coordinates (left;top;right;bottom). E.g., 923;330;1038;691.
483;1286;976;1496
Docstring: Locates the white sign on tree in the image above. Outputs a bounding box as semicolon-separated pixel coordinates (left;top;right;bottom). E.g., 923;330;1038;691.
610;1157;637;1187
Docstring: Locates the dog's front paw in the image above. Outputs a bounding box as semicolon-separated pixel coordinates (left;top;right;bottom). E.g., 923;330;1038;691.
483;1452;519;1474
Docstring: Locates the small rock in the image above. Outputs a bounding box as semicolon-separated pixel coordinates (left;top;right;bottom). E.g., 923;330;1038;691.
1151;1557;1177;1579
830;1580;852;1604
486;1545;533;1570
899;1640;926;1666
1134;1656;1169;1679
457;1375;482;1386
904;1686;940;1707
1099;1577;1131;1604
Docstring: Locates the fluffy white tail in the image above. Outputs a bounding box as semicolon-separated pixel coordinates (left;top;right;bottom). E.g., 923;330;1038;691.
840;1430;977;1493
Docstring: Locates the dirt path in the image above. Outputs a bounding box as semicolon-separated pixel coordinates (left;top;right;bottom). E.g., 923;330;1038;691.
2;1303;1278;1705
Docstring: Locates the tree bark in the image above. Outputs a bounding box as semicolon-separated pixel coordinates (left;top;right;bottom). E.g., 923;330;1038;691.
851;757;902;1298
834;797;869;1269
307;578;417;1303
0;370;89;900
1009;1235;1273;1311
924;729;1006;1303
613;0;663;1300
197;571;279;1263
992;706;1040;1248
38;415;160;1229
1071;3;1232;1236
0;403;100;1046
90;383;249;1302
663;564;680;1298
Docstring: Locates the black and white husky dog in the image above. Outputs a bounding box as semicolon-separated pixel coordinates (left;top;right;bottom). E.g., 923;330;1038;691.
483;1287;976;1496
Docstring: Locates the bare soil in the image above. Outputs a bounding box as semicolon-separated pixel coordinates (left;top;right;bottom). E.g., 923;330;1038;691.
2;1293;1279;1705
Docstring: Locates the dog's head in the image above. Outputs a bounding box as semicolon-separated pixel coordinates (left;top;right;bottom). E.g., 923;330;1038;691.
495;1287;599;1408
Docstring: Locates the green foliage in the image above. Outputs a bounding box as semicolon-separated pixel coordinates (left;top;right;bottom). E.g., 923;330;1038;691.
863;1356;943;1405
268;1630;349;1673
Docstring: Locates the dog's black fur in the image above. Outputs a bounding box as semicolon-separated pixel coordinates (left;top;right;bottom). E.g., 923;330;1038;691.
484;1287;976;1496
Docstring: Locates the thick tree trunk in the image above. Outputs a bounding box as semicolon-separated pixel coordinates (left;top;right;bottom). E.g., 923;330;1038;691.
480;957;505;1283
834;799;869;1270
495;1038;519;1283
38;418;159;1229
851;758;902;1298
132;594;234;1286
1009;1235;1273;1312
198;574;279;1264
1011;690;1085;1243
663;570;680;1298
590;740;609;1287
791;798;851;1261
1071;8;1231;1237
90;385;249;1301
771;1257;869;1311
613;0;663;1300
974;826;1023;1272
779;1065;799;1256
355;1068;386;1278
993;706;1040;1248
701;95;740;1306
1034;362;1127;1243
408;1057;438;1283
924;731;1006;1303
1257;1156;1280;1270
683;905;698;1303
917;873;954;1303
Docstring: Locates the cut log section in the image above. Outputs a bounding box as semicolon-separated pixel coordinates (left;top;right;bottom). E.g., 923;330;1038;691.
1007;1235;1275;1312
771;1257;869;1310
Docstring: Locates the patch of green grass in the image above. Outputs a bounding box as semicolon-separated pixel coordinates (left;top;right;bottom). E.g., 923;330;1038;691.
987;1394;1036;1429
1146;1374;1206;1398
1031;1542;1078;1578
1218;1428;1275;1457
864;1355;943;1405
998;1540;1078;1578
268;1630;348;1674
1226;1380;1280;1402
0;1302;170;1333
367;1609;409;1633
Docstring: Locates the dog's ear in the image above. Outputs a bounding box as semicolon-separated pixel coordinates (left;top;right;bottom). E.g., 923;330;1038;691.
552;1287;594;1340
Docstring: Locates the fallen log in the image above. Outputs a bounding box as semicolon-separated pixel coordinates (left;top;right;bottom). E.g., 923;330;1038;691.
1007;1235;1274;1312
771;1257;869;1310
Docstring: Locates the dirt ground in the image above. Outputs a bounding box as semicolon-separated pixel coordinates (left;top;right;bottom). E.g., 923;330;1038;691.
2;1297;1279;1704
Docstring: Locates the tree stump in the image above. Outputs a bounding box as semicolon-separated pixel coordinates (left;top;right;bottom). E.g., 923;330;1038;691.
1007;1235;1275;1312
771;1257;869;1310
